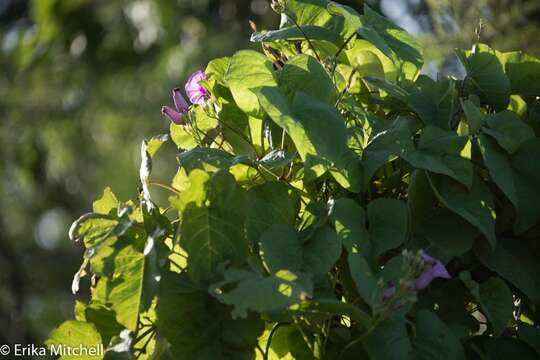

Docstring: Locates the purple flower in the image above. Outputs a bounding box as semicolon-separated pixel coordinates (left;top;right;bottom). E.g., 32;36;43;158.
185;70;208;105
382;283;396;301
161;88;188;125
415;252;451;290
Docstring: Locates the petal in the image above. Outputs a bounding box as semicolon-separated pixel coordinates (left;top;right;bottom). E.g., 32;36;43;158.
415;258;451;290
185;70;208;104
415;270;435;290
161;106;185;125
172;88;189;112
420;252;436;264
382;285;396;300
431;261;451;279
188;91;207;105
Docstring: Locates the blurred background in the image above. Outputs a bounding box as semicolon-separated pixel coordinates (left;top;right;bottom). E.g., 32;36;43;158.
0;0;539;348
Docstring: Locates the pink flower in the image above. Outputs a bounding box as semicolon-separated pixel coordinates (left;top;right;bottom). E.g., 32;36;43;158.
415;252;451;290
185;70;208;105
161;88;189;125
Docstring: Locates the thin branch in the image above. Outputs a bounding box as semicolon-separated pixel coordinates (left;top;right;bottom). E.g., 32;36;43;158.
284;11;322;62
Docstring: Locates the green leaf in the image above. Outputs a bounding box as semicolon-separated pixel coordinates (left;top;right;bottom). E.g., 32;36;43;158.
479;277;513;336
408;169;438;235
461;99;485;134
93;187;118;215
403;126;473;189
475;238;540;303
259;224;303;273
511;138;540;233
344;40;392;80
69;213;131;249
46;321;103;360
157;272;263;359
519;323;540;355
90;238;146;331
170;122;198;150
363;76;409;102
256;149;297;170
421;208;477;262
218;104;255;156
361;116;415;186
145;134;169;158
285;0;344;33
456;44;510;111
348;252;378;306
246;181;300;244
482;110;535;154
413;310;465;360
472;337;539;359
173;170;248;282
210;268;313;318
364;319;413;360
84;302;124;347
427;173;496;248
408;75;456;129
300;299;372;329
251;25;344;47
367;198;408;257
224;50;277;117
360;4;423;81
302;226;342;275
330;198;370;254
177;147;235;174
257;87;361;191
280;54;335;104
205;56;230;84
478;134;518;207
501;51;540;97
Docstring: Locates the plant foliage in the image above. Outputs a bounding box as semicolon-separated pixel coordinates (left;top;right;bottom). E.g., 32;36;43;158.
49;1;540;358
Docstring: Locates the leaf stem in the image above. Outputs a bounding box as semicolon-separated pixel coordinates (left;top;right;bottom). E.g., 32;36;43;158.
284;11;322;62
148;181;181;195
264;323;286;360
335;32;356;59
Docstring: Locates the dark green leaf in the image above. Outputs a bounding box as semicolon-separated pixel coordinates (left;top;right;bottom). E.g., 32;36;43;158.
246;181;300;244
251;25;344;47
408;75;456;129
330;198;370;254
210;268;313;318
157;272;263;359
483;110;534;154
365;319;413;360
413;310;465;360
479;277;513;336
302;226;342;274
427;173;496;248
456;44;510;111
502;51;540;97
478;134;518;207
348;252;378;306
475;238;540;303
519;323;540;355
367;198;408;257
172;170;248;282
403;126;473;189
259;224;303;273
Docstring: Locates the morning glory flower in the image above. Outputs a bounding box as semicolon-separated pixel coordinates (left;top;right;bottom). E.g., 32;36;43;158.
415;252;451;290
185;70;208;105
161;88;189;125
382;282;396;300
